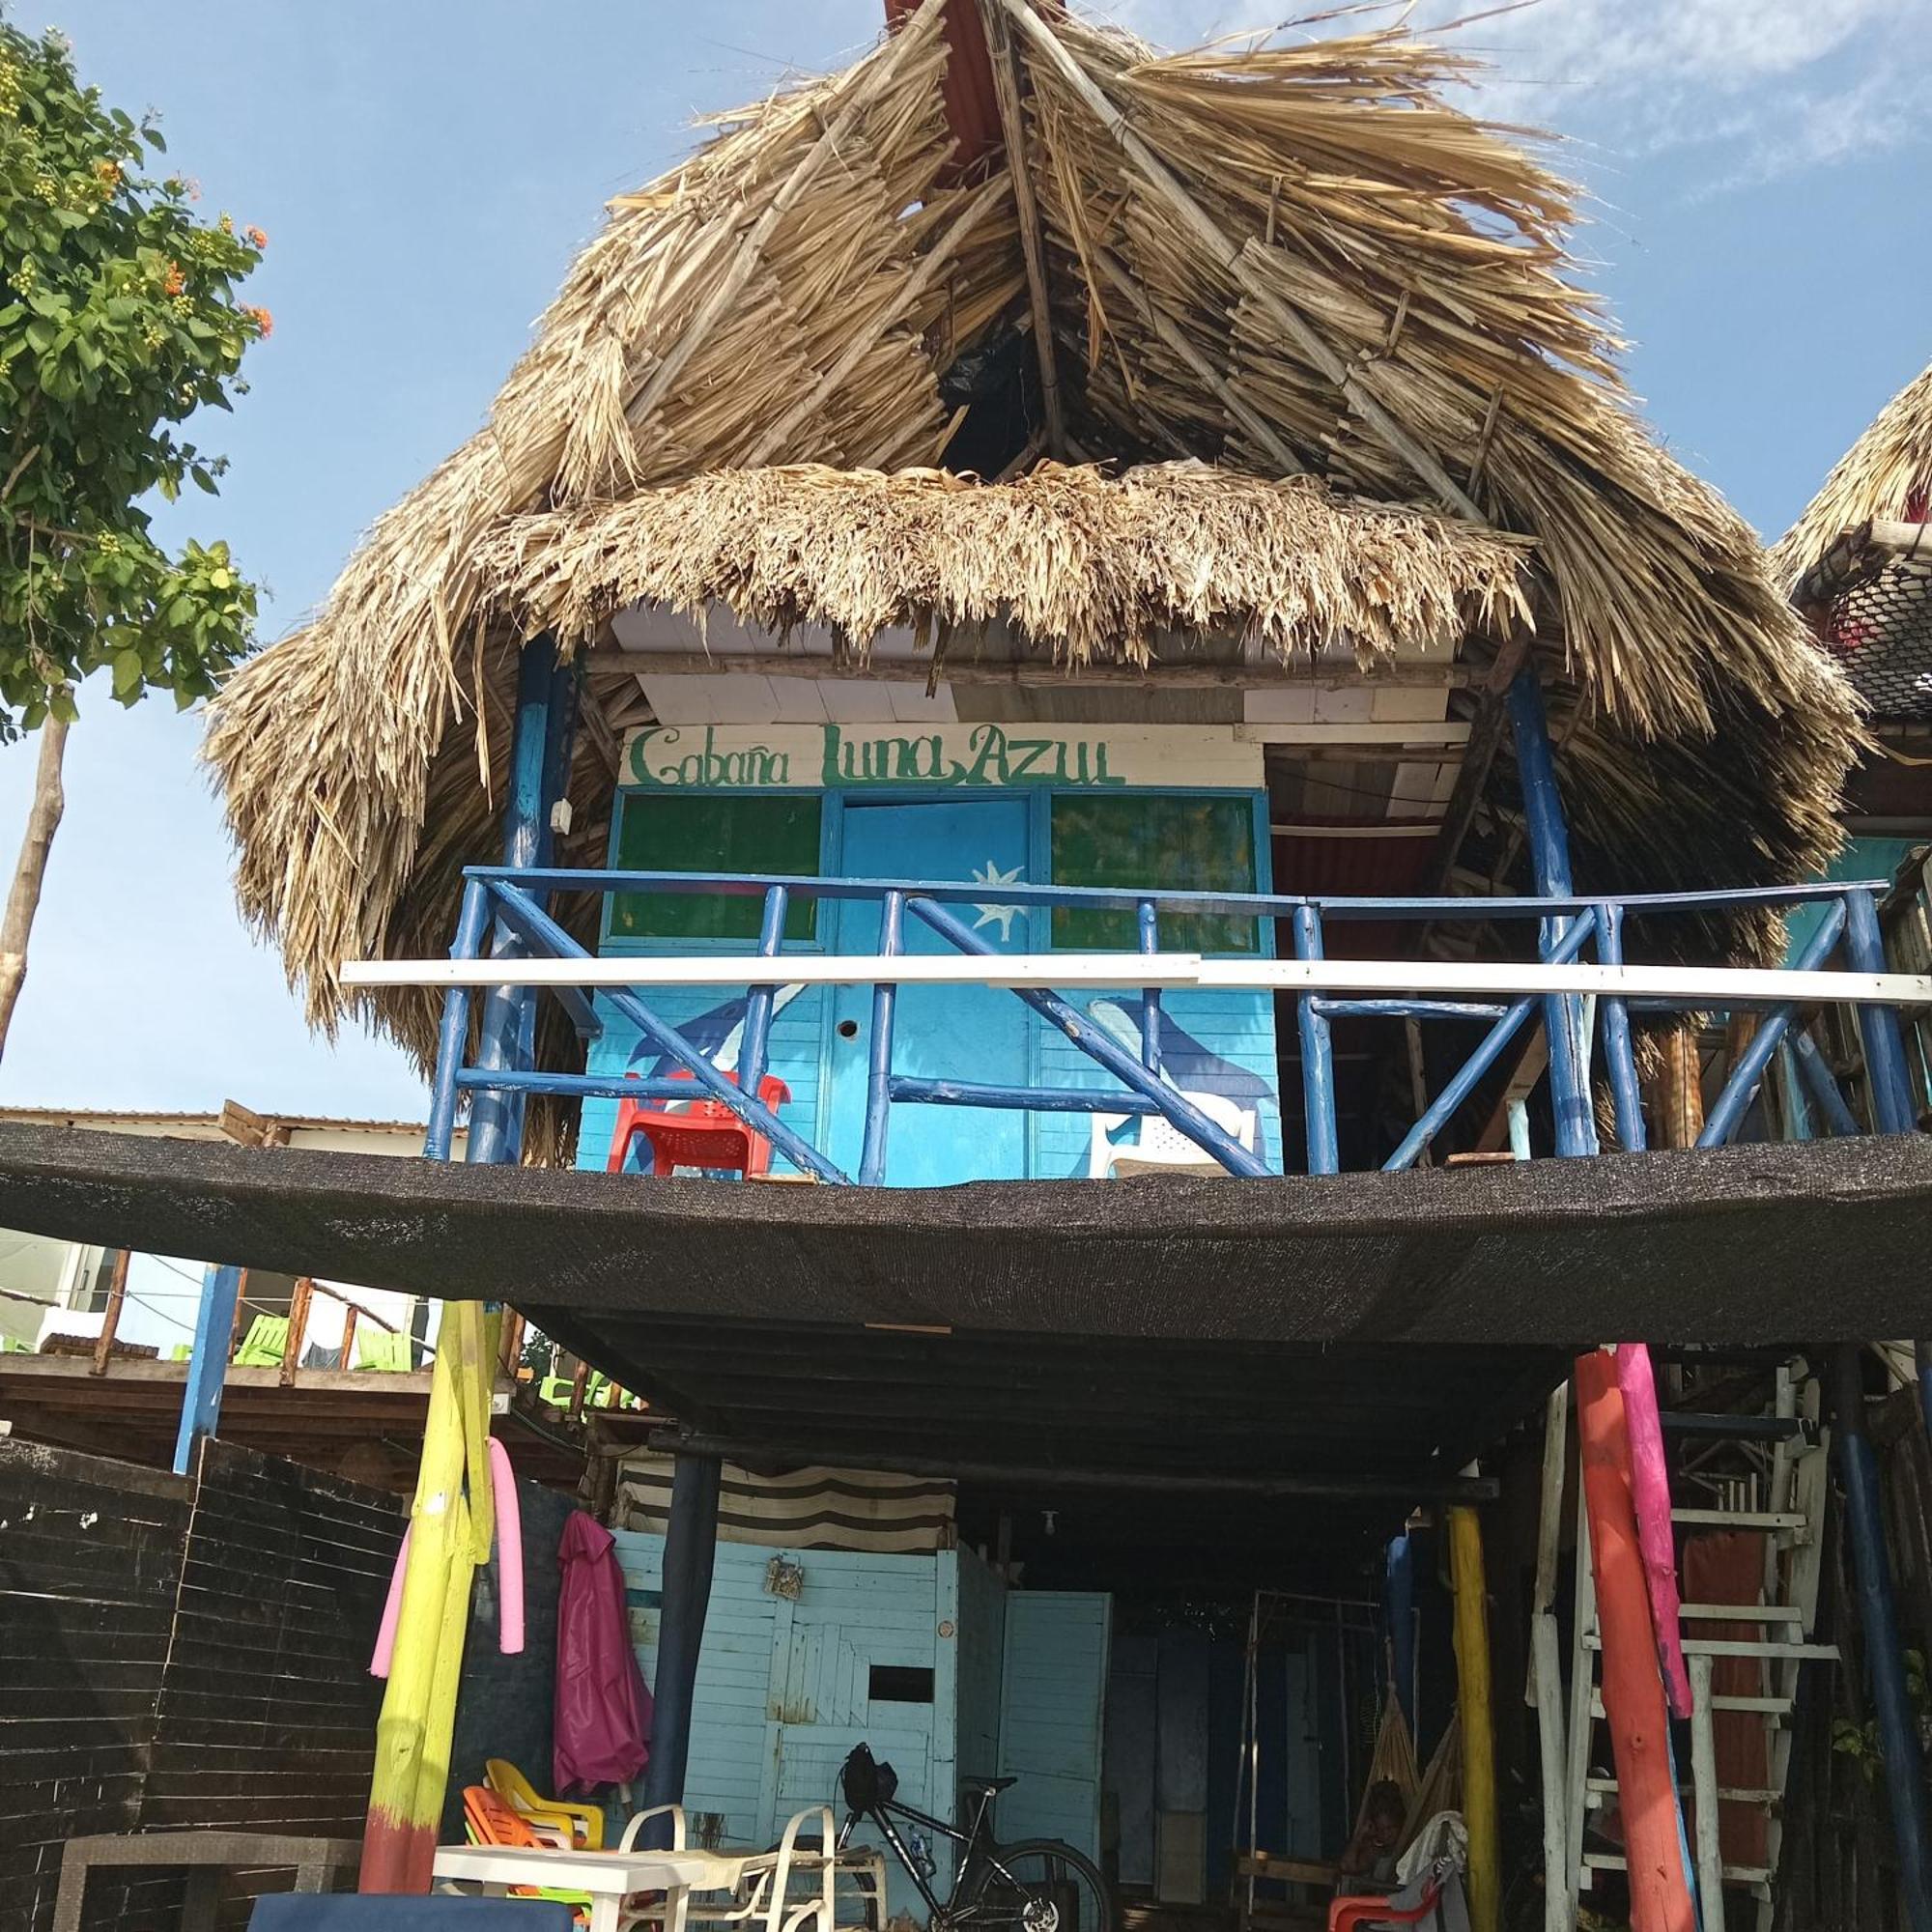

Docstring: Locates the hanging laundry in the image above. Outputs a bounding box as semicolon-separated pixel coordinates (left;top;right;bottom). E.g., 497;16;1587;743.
554;1511;653;1795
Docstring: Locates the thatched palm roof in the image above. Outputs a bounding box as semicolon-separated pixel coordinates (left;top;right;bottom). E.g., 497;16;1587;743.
1773;359;1932;590
206;1;1860;1070
1773;361;1932;725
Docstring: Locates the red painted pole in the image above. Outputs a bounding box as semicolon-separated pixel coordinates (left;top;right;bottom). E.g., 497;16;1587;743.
1575;1350;1695;1932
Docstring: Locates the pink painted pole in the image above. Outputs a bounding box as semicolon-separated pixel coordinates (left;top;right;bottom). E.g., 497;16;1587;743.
1616;1341;1691;1719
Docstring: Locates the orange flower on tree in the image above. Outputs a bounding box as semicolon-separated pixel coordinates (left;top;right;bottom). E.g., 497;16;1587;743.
244;225;268;249
242;304;273;339
162;261;184;296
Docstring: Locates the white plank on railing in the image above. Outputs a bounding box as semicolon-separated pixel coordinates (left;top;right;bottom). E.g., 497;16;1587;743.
339;952;1932;1009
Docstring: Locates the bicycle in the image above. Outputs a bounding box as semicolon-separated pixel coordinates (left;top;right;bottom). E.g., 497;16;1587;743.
836;1743;1113;1932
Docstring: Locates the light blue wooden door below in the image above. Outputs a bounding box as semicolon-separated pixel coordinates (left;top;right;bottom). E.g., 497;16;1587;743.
829;798;1034;1184
997;1592;1112;1862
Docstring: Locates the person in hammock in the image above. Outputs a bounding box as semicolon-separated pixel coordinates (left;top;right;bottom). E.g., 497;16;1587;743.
1336;1780;1407;1895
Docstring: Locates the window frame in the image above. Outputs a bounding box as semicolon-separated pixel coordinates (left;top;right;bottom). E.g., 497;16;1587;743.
599;786;842;955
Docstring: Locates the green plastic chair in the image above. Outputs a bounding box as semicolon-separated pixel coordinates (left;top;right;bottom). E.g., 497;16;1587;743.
232;1314;289;1366
353;1328;413;1373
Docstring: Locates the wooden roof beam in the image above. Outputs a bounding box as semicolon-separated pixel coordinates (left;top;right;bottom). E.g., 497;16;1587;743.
994;0;1483;522
976;0;1067;458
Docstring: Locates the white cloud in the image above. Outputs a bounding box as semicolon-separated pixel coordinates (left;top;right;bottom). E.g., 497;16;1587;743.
1091;0;1932;192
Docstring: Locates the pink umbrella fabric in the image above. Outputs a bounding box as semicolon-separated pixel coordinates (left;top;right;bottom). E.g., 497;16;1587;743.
554;1511;654;1794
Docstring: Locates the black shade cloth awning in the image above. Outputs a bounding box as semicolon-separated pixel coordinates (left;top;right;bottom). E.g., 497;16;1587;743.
0;1122;1927;1348
6;1122;1924;1581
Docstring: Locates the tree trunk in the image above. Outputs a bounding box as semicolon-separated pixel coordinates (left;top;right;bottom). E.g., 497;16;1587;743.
0;712;71;1056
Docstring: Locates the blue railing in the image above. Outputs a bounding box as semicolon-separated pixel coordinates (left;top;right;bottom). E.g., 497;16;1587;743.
400;867;1928;1186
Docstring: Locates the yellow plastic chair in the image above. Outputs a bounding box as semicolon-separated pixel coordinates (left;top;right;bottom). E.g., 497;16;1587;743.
486;1756;606;1849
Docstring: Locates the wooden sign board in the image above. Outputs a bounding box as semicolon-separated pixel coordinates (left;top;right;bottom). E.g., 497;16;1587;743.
620;723;1263;792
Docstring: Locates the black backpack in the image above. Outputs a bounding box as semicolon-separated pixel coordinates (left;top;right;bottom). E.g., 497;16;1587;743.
841;1742;899;1814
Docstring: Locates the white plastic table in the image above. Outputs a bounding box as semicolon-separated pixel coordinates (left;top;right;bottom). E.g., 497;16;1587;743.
432;1843;751;1932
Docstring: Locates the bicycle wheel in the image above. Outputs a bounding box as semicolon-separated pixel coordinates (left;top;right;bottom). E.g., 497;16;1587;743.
964;1838;1114;1932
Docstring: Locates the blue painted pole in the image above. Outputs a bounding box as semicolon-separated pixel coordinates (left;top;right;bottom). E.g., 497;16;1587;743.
1789;1029;1862;1138
904;895;1270;1178
468;637;563;1170
1386;1533;1416;1733
1138;899;1163;1076
639;1449;723;1842
1383;911;1598;1171
1844;888;1918;1134
1833;1348;1932;1932
1293;904;1339;1176
1506;671;1599;1159
172;1264;243;1476
424;878;493;1164
738;886;789;1099
1595;902;1646;1151
1311;998;1509;1022
1697;901;1849;1149
859;891;905;1186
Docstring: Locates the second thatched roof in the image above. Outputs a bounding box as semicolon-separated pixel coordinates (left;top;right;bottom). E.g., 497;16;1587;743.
205;1;1861;1069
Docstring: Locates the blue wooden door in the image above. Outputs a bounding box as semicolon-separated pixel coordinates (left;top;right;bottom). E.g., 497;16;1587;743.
829;799;1034;1185
996;1592;1112;1862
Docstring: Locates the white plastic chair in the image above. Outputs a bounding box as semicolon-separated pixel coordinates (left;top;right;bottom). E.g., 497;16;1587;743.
617;1804;855;1932
1090;1088;1257;1178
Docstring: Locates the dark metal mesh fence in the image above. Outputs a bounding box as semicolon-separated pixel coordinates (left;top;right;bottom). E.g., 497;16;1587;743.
1824;554;1932;720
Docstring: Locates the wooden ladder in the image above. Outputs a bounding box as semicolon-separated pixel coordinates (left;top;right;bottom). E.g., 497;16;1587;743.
1560;1359;1833;1932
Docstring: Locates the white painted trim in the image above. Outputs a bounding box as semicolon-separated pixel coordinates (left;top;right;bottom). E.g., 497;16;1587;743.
340;952;1932;1009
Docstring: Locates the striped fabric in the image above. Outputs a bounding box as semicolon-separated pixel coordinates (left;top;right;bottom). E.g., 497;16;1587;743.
614;1454;954;1552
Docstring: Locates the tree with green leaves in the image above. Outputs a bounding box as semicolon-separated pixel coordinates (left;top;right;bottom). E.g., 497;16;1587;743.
0;22;266;1050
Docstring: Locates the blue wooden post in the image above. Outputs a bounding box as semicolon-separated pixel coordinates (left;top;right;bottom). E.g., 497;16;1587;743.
1506;670;1599;1158
469;636;571;1169
639;1450;723;1841
738;886;789;1102
172;1264;242;1476
1833;1349;1932;1932
425;878;494;1163
1595;903;1645;1151
1137;899;1163;1076
1292;904;1339;1175
1844;888;1918;1135
1386;1533;1415;1734
859;892;905;1185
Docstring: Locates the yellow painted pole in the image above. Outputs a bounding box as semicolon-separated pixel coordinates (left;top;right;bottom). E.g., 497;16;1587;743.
411;1490;476;1834
1449;1504;1501;1932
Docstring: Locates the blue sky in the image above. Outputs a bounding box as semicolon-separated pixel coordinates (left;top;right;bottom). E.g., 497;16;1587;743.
2;0;1928;1123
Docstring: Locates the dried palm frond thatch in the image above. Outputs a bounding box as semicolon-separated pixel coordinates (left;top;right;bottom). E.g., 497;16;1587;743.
474;462;1533;667
1772;360;1932;589
206;0;1860;1073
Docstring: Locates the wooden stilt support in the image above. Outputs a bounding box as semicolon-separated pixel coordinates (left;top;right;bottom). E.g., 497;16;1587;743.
1575;1350;1695;1932
1449;1503;1501;1932
639;1450;723;1846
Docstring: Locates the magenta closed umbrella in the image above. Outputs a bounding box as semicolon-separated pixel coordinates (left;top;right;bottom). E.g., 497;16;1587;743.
554;1511;653;1795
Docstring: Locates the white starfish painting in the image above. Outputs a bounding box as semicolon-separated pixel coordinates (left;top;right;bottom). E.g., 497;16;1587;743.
971;861;1026;943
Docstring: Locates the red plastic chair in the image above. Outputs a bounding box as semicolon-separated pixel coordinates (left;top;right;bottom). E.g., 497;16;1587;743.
607;1067;791;1179
1327;1871;1445;1932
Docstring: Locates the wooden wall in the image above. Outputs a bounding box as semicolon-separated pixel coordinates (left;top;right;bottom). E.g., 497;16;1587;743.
0;1442;193;1932
0;1436;402;1932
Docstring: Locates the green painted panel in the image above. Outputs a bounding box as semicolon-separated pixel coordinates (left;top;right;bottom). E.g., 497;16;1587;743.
1051;794;1258;953
611;792;821;942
